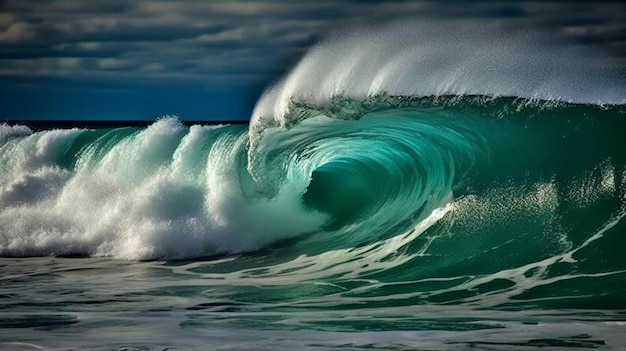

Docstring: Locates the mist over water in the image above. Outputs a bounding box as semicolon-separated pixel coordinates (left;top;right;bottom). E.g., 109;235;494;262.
251;21;625;130
2;20;626;350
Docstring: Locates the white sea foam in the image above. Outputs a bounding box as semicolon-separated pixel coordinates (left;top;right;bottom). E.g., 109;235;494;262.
0;120;327;259
251;21;625;130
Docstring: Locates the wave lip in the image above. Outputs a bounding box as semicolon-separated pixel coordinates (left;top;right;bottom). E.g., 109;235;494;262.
251;21;625;133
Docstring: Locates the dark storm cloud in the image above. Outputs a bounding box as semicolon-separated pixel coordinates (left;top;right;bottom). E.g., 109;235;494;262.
0;1;334;83
0;0;624;120
2;1;623;81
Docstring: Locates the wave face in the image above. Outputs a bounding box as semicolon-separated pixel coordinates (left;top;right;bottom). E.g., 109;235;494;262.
2;21;626;316
3;98;626;311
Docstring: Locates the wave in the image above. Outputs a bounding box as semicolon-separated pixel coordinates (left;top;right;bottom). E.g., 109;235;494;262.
1;97;625;262
1;21;625;267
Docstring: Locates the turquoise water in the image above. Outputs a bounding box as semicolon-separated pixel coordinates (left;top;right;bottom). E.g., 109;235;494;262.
2;21;626;350
2;97;626;349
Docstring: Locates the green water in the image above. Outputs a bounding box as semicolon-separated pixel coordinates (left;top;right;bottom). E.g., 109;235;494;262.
1;96;626;349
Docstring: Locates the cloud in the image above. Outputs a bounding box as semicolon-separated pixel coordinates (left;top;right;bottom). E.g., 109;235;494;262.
0;1;624;86
97;58;132;70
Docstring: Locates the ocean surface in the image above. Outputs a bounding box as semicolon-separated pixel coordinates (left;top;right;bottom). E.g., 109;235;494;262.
2;22;626;350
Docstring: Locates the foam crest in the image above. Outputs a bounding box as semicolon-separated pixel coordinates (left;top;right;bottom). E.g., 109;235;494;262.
0;123;31;143
251;21;625;131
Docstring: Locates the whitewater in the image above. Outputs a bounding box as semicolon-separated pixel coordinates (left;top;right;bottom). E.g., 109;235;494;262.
1;22;626;350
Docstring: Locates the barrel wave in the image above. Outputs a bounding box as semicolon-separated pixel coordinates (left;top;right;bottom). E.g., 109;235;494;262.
2;22;626;319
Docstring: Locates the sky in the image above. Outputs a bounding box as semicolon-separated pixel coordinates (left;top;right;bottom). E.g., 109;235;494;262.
1;1;624;121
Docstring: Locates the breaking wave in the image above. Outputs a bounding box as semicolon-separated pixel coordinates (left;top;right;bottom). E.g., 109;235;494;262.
1;23;625;314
